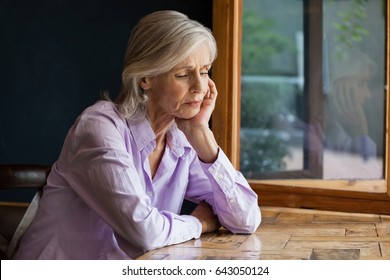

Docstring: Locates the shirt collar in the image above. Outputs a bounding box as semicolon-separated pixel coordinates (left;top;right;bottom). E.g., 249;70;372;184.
127;118;191;158
127;117;155;152
166;122;192;158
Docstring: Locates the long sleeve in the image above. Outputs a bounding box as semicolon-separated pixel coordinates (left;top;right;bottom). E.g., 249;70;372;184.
61;104;202;253
15;101;260;260
185;148;261;234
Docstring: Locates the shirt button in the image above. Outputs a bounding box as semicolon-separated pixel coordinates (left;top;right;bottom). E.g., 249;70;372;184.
217;173;224;180
229;198;235;204
147;191;153;197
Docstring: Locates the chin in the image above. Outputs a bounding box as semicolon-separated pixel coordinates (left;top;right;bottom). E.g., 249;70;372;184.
177;109;200;120
188;111;201;119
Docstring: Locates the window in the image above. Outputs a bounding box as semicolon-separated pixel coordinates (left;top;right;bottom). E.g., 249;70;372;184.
212;0;390;213
241;0;385;181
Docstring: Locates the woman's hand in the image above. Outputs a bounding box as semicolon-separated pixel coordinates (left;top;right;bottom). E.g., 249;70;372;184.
176;78;219;163
190;201;221;233
176;78;218;131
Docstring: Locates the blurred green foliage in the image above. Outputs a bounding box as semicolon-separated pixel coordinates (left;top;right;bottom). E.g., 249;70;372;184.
240;11;294;177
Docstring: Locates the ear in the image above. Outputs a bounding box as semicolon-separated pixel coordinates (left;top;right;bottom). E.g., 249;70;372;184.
139;77;152;91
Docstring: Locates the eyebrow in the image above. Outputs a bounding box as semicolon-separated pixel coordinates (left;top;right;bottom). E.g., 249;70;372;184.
172;64;212;71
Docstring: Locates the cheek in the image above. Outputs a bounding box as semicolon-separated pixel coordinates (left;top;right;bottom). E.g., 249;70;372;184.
160;89;185;111
169;85;188;101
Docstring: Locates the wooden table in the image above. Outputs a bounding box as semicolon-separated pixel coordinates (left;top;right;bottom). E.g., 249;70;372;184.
137;227;261;260
137;206;390;260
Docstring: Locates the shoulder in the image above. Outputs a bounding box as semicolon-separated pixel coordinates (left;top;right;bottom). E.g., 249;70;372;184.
80;101;125;124
73;101;129;133
68;101;130;148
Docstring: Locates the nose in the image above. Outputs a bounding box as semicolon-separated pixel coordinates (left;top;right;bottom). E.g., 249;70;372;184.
364;87;372;99
190;73;206;94
359;84;372;101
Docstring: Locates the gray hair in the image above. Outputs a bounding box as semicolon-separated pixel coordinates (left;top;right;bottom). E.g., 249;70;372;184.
114;10;217;119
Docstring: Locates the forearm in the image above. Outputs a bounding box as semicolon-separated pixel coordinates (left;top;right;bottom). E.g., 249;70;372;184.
184;126;219;163
187;150;261;234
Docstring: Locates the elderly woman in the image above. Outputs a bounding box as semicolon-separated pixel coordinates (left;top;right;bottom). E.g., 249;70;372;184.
15;10;261;260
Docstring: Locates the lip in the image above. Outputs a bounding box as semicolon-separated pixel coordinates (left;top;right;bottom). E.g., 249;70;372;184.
185;100;202;108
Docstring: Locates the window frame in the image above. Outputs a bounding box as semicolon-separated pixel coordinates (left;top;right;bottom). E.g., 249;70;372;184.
212;0;390;214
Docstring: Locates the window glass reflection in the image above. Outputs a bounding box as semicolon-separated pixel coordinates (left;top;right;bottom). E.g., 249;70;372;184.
240;0;385;180
322;0;385;179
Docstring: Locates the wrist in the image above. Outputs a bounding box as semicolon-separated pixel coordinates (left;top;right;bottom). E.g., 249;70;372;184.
190;128;219;163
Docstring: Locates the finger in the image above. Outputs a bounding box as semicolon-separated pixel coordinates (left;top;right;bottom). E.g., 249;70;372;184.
339;83;350;114
205;88;211;99
208;78;218;97
345;86;357;115
331;81;343;115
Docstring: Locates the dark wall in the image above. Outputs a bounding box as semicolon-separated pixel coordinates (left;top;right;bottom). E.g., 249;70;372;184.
0;0;212;166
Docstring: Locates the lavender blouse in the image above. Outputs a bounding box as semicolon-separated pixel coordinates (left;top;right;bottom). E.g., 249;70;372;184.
15;101;261;259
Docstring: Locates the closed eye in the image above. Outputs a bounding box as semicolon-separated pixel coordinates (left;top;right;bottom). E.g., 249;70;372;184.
175;73;189;78
201;67;211;77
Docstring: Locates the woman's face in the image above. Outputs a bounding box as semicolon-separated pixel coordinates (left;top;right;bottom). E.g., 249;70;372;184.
143;43;212;120
334;66;372;106
350;67;372;105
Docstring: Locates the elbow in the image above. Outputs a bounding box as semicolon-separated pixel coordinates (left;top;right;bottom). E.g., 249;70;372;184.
250;206;262;232
137;239;160;252
245;213;261;234
118;222;166;252
227;206;262;234
132;227;166;252
238;217;261;235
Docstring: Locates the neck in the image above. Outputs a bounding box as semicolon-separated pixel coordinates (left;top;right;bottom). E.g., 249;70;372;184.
146;107;174;147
